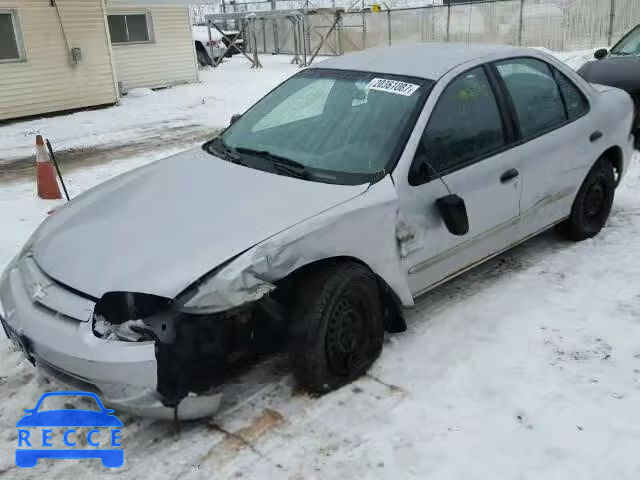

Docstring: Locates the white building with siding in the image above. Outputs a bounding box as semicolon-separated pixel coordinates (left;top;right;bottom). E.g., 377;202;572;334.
0;0;198;122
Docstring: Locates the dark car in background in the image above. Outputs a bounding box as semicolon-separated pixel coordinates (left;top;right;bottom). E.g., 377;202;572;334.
578;24;640;146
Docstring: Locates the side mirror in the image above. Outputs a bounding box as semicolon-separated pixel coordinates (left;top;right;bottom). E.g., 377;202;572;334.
594;48;608;60
436;194;469;236
229;113;241;126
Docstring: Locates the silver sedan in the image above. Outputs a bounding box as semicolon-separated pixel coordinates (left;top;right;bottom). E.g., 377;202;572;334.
0;43;635;419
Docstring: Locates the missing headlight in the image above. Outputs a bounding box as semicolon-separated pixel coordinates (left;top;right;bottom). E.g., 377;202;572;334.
92;292;172;341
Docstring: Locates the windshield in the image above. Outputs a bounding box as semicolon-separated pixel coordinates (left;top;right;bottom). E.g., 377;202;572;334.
611;25;640;56
212;69;433;185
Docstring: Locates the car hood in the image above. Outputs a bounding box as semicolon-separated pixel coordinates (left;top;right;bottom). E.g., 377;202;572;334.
578;56;640;91
31;148;368;299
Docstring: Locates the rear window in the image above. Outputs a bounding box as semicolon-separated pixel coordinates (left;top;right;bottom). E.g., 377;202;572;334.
553;69;589;120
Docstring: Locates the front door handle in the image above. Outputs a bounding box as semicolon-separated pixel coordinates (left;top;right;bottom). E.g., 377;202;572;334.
500;168;519;183
590;131;603;142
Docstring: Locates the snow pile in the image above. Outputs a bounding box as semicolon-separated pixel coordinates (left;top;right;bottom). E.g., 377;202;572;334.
125;88;156;98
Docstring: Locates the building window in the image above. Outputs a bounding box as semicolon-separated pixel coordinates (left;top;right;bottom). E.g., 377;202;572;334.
0;10;25;62
108;13;153;44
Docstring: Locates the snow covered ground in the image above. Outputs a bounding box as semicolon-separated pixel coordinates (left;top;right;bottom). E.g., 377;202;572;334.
1;50;639;479
0;55;301;166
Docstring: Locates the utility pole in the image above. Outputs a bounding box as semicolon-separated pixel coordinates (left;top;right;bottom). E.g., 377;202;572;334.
221;0;228;30
607;0;616;46
271;0;279;53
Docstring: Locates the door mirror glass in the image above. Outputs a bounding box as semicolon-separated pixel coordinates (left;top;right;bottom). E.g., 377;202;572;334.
229;113;241;126
594;48;608;60
436;194;469;236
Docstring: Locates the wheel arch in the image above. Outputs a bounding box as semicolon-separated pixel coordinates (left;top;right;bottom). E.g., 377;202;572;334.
599;145;623;185
276;256;407;333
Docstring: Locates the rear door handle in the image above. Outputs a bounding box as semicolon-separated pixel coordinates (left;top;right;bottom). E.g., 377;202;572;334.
500;168;519;183
590;131;603;142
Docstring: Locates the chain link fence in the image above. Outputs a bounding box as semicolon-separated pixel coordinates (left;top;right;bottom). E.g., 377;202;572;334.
242;0;640;58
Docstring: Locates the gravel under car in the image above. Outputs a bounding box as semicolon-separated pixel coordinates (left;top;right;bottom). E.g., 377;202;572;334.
0;43;635;419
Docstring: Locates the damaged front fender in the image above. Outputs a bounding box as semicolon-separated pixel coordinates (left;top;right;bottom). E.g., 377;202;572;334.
179;258;276;315
178;176;414;314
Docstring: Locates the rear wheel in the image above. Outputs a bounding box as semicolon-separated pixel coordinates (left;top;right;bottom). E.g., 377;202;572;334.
288;262;384;393
559;158;615;241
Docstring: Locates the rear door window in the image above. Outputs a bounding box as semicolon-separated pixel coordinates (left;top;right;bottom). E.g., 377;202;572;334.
553;69;589;120
495;58;566;139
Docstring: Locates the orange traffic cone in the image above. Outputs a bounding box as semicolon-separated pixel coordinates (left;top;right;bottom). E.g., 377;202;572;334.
35;135;62;200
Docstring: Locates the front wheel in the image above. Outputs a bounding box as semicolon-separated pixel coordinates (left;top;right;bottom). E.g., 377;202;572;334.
288;262;384;393
559;158;615;241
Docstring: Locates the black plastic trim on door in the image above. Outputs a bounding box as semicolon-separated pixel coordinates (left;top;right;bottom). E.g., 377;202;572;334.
483;63;519;144
487;62;522;141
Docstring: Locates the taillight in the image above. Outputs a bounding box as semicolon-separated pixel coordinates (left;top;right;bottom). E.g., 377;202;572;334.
206;40;219;47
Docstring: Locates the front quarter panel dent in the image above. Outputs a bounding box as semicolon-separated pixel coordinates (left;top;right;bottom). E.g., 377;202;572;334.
180;176;414;313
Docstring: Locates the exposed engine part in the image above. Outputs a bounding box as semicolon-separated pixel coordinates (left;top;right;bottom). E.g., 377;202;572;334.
151;303;286;408
92;292;175;342
93;317;147;342
94;291;172;325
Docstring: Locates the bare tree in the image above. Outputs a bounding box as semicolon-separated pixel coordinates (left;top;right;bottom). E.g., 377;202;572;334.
190;2;221;25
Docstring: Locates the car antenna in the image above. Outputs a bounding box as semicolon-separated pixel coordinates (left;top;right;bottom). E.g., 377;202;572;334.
423;159;453;196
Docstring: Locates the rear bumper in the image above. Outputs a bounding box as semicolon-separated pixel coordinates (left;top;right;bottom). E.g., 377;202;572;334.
0;259;221;420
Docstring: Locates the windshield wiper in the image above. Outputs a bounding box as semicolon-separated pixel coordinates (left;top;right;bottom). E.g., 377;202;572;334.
203;137;242;163
234;147;311;179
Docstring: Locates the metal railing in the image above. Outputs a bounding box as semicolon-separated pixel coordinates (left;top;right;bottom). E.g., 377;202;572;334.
238;0;640;61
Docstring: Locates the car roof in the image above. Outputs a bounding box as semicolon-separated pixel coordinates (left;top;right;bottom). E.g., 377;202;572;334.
313;42;531;80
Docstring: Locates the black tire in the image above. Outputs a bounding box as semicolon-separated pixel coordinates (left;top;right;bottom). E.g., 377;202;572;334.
196;47;211;67
288;262;384;393
559;158;615;241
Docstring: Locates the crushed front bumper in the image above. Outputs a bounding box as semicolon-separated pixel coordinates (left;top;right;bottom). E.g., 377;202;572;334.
0;258;221;420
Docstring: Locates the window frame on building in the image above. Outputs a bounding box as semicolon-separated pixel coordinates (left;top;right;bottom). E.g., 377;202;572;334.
107;11;155;45
0;9;27;63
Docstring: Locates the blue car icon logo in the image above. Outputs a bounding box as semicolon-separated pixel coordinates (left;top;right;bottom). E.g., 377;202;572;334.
16;391;124;468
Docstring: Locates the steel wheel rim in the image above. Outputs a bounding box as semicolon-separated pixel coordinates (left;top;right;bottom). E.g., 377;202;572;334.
325;294;367;376
583;181;607;225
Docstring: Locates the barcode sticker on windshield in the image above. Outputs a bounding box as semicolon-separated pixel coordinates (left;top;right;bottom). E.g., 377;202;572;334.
367;78;420;96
